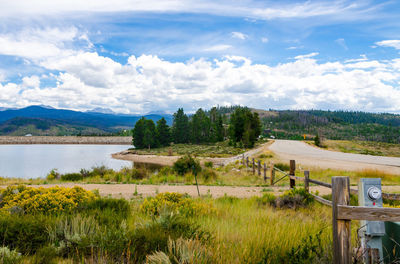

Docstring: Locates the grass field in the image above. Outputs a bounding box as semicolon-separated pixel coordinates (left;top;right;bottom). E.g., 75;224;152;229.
129;139;269;157
322;140;400;157
0;185;339;263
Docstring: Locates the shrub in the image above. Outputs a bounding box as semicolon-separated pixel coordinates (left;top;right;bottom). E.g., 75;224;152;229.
204;161;213;168
0;186;97;214
32;245;58;264
256;193;277;207
0;246;22;264
46;169;60;180
91;165;112;177
84;197;131;225
0;214;51;254
173;155;201;175
273;188;314;209
140;192;215;217
61;172;83;181
200;168;217;182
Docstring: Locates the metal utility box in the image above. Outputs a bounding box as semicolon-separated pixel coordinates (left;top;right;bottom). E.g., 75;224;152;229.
358;178;385;262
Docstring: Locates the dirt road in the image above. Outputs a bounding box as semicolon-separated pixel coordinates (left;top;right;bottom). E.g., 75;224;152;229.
269;140;400;174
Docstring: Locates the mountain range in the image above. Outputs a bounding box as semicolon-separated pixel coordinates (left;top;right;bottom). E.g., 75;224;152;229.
0;106;172;136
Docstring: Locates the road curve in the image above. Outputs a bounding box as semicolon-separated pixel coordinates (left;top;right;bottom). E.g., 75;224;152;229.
268;140;400;173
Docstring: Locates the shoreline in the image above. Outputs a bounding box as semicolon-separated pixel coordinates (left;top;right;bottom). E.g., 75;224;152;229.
0;136;132;145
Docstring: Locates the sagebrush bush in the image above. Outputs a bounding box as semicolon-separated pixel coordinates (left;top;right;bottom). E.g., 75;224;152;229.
274;188;314;209
0;185;96;214
140;192;215;217
173;155;201;175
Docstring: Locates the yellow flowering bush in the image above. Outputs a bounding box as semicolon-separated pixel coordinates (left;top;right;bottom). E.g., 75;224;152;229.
140;192;215;217
0;185;97;214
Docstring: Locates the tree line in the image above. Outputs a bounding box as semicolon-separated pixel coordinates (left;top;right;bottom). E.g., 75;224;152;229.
132;106;261;149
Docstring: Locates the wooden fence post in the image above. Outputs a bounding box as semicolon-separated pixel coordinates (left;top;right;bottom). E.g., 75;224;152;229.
332;176;351;264
270;162;275;185
289;160;296;189
263;163;267;181
304;171;309;193
246;157;249;168
252;158;255;174
258;160;261;176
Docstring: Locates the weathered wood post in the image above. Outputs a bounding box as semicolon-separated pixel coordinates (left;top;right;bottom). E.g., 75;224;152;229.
257;160;261;176
270;162;275;185
246;157;249;167
332;176;351;264
289;160;296;189
304;170;310;193
263;163;267;181
252;158;255;174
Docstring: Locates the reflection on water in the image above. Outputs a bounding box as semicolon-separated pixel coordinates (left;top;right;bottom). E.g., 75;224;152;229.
0;144;132;179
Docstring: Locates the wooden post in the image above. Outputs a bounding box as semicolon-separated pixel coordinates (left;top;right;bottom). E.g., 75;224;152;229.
257;160;261;176
332;176;351;264
263;163;267;181
289;160;296;189
246;157;249;167
270;162;275;185
304;170;309;193
252;158;255;174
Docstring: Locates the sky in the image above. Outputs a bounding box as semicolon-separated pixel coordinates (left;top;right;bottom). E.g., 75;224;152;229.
0;0;400;114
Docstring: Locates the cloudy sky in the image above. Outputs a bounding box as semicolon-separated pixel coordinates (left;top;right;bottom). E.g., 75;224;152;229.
0;0;400;114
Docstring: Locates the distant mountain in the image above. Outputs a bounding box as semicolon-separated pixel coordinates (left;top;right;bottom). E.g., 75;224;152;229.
0;105;173;136
86;107;115;114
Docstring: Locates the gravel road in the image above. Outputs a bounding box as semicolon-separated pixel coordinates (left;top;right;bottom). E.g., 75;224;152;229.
269;140;400;173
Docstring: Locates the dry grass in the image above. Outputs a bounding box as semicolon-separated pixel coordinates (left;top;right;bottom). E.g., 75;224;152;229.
323;140;400;157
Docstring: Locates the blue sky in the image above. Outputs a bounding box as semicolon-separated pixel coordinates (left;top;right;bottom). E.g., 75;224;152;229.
0;0;400;114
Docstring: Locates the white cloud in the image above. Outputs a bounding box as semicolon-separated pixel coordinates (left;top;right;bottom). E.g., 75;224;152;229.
261;37;268;43
2;50;400;114
0;27;90;61
22;75;40;88
375;40;400;49
231;32;247;40
203;45;232;52
294;52;319;60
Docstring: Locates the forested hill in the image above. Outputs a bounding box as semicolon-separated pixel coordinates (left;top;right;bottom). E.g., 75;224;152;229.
213;106;400;143
259;110;400;143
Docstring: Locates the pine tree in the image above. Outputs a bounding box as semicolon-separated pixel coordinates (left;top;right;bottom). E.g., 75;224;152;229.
172;108;190;143
156;117;171;147
132;117;146;148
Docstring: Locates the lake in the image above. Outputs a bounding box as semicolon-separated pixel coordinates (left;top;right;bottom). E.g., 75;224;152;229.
0;144;132;178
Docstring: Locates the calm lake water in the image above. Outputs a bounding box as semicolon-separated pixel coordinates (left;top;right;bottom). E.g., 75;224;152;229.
0;145;132;178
